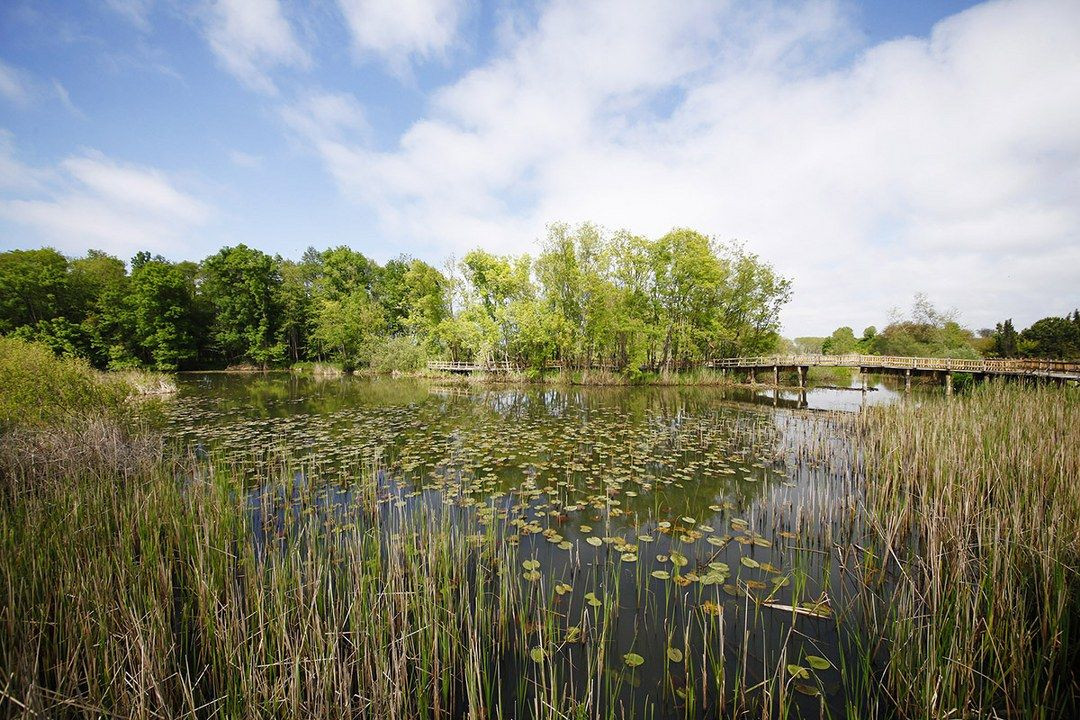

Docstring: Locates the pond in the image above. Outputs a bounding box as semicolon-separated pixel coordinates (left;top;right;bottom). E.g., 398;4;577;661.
159;373;917;718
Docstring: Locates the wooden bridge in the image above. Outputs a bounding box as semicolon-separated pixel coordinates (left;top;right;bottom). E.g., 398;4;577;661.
426;361;520;374
427;354;1080;393
706;354;1080;392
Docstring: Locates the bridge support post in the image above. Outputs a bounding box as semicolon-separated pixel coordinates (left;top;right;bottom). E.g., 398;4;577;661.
796;366;806;388
748;370;755;386
773;365;778;386
945;371;953;396
904;369;911;392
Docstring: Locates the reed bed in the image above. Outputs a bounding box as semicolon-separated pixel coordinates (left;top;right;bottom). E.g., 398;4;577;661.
856;382;1080;718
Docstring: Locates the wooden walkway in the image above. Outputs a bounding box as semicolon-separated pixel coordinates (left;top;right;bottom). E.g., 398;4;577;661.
426;361;519;374
428;354;1079;392
707;353;1080;392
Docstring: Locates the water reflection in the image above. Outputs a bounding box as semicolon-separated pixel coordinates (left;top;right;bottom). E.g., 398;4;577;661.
161;373;900;718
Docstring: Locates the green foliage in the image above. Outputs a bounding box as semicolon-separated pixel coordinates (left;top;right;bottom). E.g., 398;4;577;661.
822;327;859;355
311;291;385;371
369;335;427;373
127;259;200;370
0;222;795;375
0;336;129;429
0;248;73;332
1019;313;1080;359
200;245;286;367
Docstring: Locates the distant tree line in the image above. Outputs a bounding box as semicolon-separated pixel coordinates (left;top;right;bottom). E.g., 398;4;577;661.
799;293;1080;361
0;223;791;373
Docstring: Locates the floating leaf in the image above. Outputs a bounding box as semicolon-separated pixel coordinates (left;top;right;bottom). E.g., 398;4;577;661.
522;570;541;581
806;655;832;671
787;664;810;679
522;559;541;570
554;582;573;596
740;556;760;569
700;600;723;616
650;570;671;580
620;553;638;562
795;683;820;697
624;653;644;668
667;647;683;663
586;537;603;547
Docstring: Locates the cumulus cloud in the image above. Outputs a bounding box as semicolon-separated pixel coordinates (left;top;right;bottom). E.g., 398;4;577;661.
336;0;465;72
0;136;211;258
203;0;310;94
285;0;1080;335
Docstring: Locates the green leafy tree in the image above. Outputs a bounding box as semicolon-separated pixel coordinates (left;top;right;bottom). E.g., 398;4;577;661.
199;245;285;367
0;248;73;332
311;291;385;371
1019;315;1080;359
127;258;199;370
822;327;858;355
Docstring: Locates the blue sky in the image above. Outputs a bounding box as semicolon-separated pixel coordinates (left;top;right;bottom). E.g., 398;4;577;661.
1;0;1078;336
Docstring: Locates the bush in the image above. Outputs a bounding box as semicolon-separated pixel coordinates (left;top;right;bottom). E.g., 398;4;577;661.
0;336;130;430
369;336;427;374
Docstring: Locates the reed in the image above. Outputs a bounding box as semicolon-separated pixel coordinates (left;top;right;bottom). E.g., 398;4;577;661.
856;382;1080;719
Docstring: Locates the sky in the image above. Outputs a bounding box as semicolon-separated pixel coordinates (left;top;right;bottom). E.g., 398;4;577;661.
1;0;1078;337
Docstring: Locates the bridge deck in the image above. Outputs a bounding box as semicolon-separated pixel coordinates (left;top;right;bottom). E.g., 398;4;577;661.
706;354;1080;379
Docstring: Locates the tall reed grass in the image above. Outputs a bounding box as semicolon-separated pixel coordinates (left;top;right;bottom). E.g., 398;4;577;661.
857;382;1080;718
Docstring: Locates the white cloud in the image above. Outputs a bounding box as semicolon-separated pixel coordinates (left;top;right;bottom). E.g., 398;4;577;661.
228;149;263;168
203;0;310;94
336;0;465;72
105;0;153;31
0;60;32;106
287;0;1080;335
0;60;85;117
0;137;211;258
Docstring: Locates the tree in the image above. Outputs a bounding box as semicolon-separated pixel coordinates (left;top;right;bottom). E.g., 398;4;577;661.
822;327;858;355
990;319;1019;357
868;294;979;358
199;245;285;367
1020;315;1080;359
0;248;73;332
126;258;199;370
311;291;385;371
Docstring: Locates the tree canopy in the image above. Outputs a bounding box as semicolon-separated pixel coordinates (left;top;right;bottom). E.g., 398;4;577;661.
0;223;794;372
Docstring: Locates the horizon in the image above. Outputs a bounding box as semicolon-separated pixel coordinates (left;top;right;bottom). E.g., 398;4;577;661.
2;0;1079;337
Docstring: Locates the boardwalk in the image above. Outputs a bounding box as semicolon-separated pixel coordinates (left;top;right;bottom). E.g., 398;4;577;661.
707;353;1080;392
428;354;1080;393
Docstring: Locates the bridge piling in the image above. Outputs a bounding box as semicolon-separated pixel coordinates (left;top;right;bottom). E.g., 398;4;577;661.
773;365;778;386
945;371;953;396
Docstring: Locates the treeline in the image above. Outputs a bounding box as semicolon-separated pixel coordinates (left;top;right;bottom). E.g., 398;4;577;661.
797;293;1080;360
0;223;791;373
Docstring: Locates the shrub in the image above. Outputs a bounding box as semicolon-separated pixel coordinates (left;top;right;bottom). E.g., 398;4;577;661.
0;336;130;430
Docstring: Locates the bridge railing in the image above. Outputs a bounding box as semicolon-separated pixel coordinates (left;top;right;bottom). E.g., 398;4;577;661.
426;360;520;373
706;354;1080;375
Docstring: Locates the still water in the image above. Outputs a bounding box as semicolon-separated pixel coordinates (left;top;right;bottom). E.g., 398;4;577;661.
160;373;914;718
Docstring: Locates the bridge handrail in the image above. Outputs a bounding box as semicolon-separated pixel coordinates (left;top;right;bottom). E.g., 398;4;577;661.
705;354;1080;374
